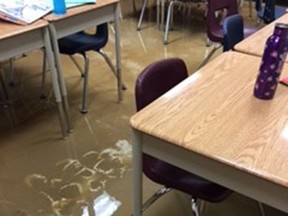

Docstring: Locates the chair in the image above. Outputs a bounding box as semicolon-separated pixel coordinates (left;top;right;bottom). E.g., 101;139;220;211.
135;58;233;215
137;0;162;30
41;23;126;114
222;14;244;52
256;0;287;24
163;0;205;44
198;0;258;69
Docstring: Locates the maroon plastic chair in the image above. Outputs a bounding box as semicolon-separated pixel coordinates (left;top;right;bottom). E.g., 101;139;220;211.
198;0;258;69
135;58;232;215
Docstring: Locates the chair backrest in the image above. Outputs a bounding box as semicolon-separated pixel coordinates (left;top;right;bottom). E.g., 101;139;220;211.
135;58;188;181
206;0;238;43
93;23;109;50
135;58;188;111
222;14;244;52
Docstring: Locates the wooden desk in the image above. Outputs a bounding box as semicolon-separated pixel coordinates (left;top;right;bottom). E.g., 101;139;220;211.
43;0;122;128
234;13;288;61
0;20;68;136
130;51;288;216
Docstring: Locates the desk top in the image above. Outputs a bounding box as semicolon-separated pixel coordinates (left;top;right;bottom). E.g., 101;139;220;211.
130;51;288;188
0;20;48;40
44;0;119;22
235;13;288;61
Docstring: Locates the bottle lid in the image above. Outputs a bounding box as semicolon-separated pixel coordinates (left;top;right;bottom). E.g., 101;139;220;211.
275;23;288;29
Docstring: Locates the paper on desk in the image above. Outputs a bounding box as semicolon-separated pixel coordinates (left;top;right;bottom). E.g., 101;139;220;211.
65;0;96;8
0;0;96;25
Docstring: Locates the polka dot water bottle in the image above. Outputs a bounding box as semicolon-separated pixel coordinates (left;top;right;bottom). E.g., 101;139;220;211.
254;23;288;100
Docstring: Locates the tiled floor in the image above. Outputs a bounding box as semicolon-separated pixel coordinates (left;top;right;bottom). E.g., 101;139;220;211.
0;1;287;216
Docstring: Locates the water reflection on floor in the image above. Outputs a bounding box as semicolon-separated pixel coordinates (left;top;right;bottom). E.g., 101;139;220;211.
22;140;131;215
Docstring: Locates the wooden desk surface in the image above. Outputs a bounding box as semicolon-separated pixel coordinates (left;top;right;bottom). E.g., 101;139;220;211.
0;20;48;40
235;13;288;61
130;51;288;189
44;0;119;21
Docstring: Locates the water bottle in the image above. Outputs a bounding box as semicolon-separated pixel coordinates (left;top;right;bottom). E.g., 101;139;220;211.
53;0;67;15
254;23;288;100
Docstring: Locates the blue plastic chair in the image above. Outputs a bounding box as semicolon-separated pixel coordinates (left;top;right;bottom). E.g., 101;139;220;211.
222;14;244;52
41;23;126;113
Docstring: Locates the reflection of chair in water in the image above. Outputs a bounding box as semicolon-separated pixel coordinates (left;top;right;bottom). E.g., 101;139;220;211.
135;58;233;215
41;23;126;114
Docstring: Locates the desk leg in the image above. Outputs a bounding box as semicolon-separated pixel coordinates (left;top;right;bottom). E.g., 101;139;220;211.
114;3;123;102
48;24;72;132
43;28;67;137
132;130;143;216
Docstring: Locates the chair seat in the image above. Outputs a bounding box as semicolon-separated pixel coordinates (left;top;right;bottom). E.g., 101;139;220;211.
143;154;232;203
58;31;106;55
210;28;223;43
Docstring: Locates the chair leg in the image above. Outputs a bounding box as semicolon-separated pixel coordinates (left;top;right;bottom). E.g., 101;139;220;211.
40;48;48;99
156;0;160;29
142;187;172;212
206;37;211;47
81;53;89;114
197;43;222;70
163;1;175;45
69;55;85;77
0;69;17;128
258;202;266;216
137;0;148;30
198;200;206;214
191;197;200;216
98;50;127;90
8;58;14;86
132;0;137;14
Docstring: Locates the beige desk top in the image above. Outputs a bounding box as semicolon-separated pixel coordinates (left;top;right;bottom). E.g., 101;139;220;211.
234;13;288;61
130;51;288;189
44;0;119;22
0;20;48;40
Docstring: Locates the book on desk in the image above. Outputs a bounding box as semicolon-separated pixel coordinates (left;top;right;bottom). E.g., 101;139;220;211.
0;0;96;25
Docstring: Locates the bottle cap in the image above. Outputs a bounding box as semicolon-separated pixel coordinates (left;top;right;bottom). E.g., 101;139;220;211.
275;23;288;29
